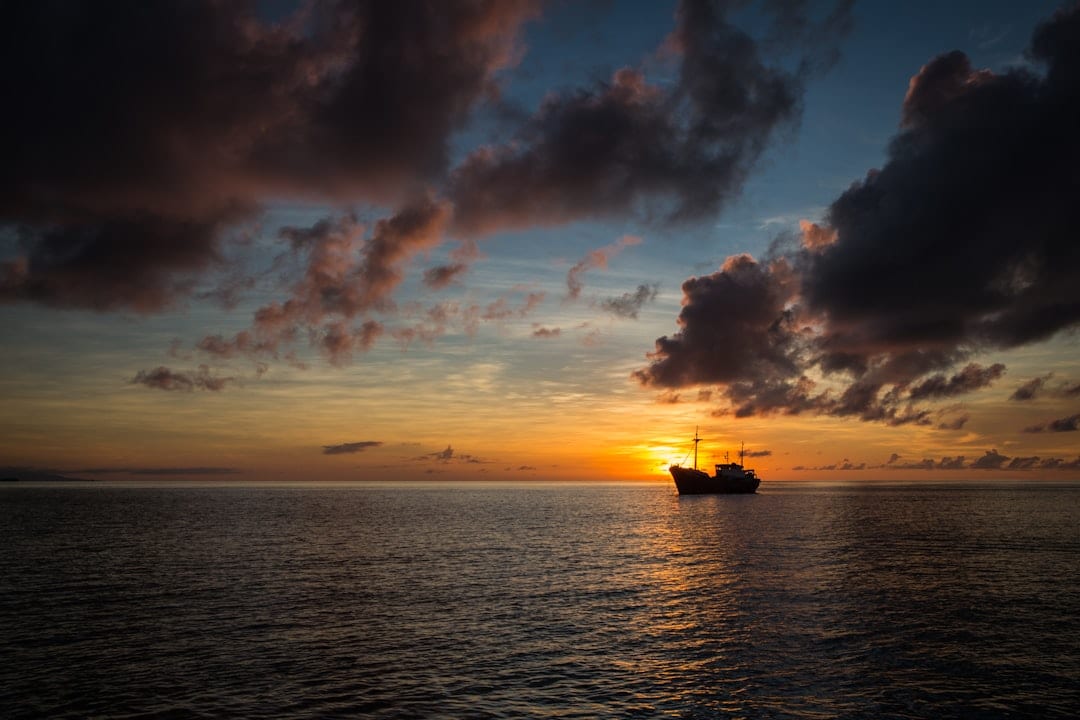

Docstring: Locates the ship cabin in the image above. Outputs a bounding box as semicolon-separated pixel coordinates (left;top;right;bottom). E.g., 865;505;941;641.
715;462;757;478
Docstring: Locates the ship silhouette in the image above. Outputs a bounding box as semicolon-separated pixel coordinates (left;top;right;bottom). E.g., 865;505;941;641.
669;429;761;495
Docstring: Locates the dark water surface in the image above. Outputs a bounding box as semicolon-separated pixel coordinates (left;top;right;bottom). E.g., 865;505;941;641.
1;481;1078;718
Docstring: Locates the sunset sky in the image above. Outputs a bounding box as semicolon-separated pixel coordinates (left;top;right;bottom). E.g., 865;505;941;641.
2;0;1078;482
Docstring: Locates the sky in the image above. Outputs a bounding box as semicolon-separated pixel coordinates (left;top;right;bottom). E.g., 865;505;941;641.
2;0;1079;482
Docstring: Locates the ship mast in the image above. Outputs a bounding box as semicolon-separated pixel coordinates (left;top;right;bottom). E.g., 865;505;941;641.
693;426;700;470
740;441;745;467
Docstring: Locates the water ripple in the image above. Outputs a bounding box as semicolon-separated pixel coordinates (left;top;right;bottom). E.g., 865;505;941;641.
1;482;1078;718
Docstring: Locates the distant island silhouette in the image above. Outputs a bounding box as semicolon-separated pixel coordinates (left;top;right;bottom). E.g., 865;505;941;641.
0;468;92;482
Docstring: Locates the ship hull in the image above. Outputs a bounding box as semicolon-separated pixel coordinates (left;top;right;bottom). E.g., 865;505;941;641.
670;466;760;495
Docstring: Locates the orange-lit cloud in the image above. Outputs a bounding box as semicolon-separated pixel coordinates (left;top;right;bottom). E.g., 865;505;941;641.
798;219;837;251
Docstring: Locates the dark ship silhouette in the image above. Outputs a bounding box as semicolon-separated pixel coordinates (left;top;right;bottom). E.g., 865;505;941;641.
669;429;761;495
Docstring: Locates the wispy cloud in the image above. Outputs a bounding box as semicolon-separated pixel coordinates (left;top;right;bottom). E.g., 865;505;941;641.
600;283;659;319
566;236;642;301
131;365;234;392
1023;414;1080;433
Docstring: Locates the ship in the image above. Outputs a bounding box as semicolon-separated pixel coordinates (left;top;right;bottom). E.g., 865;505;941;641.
669;429;761;495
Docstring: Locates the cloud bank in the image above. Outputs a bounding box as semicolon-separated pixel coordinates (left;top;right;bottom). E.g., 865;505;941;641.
638;4;1080;425
1;0;852;348
0;1;542;313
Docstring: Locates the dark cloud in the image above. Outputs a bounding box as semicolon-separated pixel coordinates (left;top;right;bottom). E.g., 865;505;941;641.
322;441;383;455
852;449;1080;472
635;254;802;389
0;0;849;317
744;449;772;457
638;5;1080;424
0;208;253;312
1010;375;1051;401
0;1;538;312
893;458;936;471
131;365;233;392
1038;457;1080;470
970;449;1009;470
804;5;1080;354
1007;456;1041;471
448;0;853;235
908;363;1005;400
601;284;659;319
937;456;966;470
1024;413;1080;433
532;326;561;338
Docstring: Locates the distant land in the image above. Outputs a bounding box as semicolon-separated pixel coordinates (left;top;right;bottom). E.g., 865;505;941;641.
0;467;92;482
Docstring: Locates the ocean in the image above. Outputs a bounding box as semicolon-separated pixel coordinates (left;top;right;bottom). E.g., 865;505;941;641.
1;480;1077;718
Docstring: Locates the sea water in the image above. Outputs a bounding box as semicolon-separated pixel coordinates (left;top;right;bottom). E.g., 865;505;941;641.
1;480;1077;718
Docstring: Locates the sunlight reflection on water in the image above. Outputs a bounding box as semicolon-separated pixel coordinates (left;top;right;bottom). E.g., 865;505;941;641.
1;481;1077;718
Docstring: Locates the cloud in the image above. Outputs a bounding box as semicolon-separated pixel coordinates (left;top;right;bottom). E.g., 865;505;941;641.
423;264;468;289
1023;413;1080;433
131;365;233;392
0;208;251;312
970;449;1009;470
0;0;853;319
414;444;490;464
532;326;561;338
601;283;659;319
322;441;383;455
801;448;1080;472
908;363;1005;400
1007;455;1040;471
314;320;384;366
1010;375;1051;401
480;291;546;321
938;413;969;431
566;236;642;301
1009;375;1080;402
804;7;1080;354
194;202;446;362
635;253;802;389
447;0;852;235
423;240;482;290
798;219;837;251
744;449;772;457
0;1;539;312
637;5;1080;424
